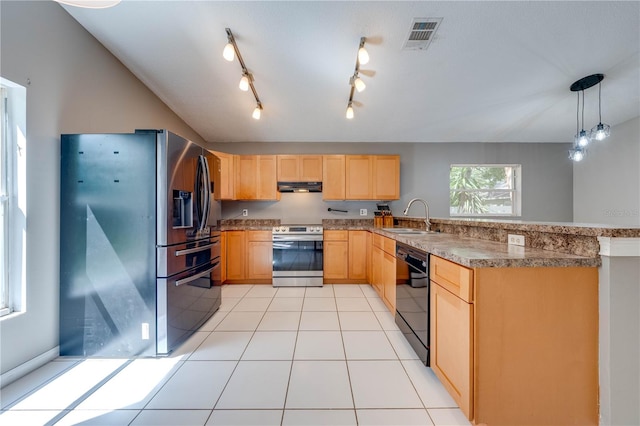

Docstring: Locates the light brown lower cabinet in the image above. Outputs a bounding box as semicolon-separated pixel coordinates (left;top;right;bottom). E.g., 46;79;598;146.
370;233;395;312
224;230;272;284
430;254;599;425
323;230;367;284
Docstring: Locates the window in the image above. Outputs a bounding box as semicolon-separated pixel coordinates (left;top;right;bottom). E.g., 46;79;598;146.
450;164;521;216
0;86;8;316
1;77;27;318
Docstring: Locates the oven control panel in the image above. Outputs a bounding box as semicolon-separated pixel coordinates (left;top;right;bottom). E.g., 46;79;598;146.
273;225;323;234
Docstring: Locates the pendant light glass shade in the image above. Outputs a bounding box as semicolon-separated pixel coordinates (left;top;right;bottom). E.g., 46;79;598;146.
54;0;121;8
591;122;610;141
575;130;590;148
252;105;261;120
346;103;354;119
222;43;235;61
568;146;586;162
358;46;370;65
239;75;250;91
354;76;366;92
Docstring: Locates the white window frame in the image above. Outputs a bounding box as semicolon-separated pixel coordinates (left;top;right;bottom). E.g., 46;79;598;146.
1;77;27;318
449;164;522;217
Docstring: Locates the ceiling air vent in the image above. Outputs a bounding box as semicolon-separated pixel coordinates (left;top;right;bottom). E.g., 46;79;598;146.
403;18;443;51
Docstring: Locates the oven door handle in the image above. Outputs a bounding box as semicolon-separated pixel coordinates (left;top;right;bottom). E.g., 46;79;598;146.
175;242;217;257
175;263;218;287
272;235;323;242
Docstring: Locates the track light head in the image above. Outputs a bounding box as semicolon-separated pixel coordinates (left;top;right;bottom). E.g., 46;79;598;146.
223;42;235;61
346;103;354;119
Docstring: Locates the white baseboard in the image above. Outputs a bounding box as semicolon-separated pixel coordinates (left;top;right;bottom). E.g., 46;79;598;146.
0;346;59;388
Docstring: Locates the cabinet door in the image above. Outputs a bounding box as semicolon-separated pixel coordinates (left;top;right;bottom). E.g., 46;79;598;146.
212;151;235;200
235;156;258;200
225;231;246;280
322;155;345;200
373;155;400;200
345;155;373;200
220;231;227;283
276;155;299;181
431;282;473;419
371;245;383;297
257;155;279;200
348;231;368;280
247;241;273;280
324;241;349;280
382;251;396;312
300;155;323;181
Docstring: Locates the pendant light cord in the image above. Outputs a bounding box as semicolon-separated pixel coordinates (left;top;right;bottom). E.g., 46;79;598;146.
581;90;585;131
576;91;579;135
598;82;602;123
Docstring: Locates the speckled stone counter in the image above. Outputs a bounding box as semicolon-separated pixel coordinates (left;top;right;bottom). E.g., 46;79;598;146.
220;219;279;230
372;228;600;268
396;217;640;258
322;219;373;230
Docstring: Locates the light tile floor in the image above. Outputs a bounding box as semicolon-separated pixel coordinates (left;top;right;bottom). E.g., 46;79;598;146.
0;284;470;426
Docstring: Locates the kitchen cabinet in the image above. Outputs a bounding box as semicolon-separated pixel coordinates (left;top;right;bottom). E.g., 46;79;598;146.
429;254;599;425
322;155;346;200
211;150;235;200
345;155;400;200
323;230;367;284
235;155;279;200
224;230;272;283
430;256;474;419
277;155;323;182
371;233;396;312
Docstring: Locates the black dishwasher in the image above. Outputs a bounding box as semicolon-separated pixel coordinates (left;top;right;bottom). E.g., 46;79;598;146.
394;242;430;365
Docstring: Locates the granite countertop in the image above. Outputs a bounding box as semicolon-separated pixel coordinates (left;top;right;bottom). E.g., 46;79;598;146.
372;228;601;268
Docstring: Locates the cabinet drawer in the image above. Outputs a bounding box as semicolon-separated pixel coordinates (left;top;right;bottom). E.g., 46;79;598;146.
372;233;383;249
430;255;474;303
246;230;272;241
383;236;395;255
324;230;348;241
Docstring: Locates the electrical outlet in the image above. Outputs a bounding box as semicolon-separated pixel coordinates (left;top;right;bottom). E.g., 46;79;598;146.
242;209;248;217
360;208;367;216
508;234;525;246
141;323;150;340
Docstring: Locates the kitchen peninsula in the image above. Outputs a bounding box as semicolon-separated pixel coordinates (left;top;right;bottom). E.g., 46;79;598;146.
222;217;639;425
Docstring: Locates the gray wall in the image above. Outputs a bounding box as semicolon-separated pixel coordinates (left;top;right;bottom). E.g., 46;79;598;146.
213;142;574;223
0;1;206;377
574;117;640;226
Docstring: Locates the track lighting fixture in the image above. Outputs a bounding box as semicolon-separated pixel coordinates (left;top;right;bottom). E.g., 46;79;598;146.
223;28;264;120
346;102;354;119
568;74;610;162
345;37;369;120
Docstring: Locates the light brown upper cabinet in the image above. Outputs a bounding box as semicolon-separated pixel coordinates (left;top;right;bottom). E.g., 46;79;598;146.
277;155;323;182
235;155;280;201
210;151;235;200
344;155;400;200
322;155;346;200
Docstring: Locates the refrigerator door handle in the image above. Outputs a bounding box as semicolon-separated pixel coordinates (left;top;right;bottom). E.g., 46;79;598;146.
174;242;217;257
175;262;219;287
195;155;211;232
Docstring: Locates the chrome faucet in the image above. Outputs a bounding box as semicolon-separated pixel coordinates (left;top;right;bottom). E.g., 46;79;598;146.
403;198;431;231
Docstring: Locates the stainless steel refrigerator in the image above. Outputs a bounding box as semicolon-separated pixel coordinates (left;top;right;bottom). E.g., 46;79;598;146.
60;129;221;357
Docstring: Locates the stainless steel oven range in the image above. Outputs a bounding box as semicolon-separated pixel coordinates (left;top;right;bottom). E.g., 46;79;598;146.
272;225;323;287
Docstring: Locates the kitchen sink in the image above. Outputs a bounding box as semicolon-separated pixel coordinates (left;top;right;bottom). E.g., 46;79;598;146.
381;228;432;235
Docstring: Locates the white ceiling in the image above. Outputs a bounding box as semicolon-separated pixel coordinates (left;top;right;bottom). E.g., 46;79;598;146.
62;1;640;144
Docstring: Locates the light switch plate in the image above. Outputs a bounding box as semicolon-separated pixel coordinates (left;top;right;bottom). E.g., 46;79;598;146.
508;234;525;246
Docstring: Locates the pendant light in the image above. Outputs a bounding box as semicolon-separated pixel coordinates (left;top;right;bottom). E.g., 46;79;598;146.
568;73;610;162
222;42;235;62
575;90;590;148
252;103;262;120
239;74;250;92
590;82;611;141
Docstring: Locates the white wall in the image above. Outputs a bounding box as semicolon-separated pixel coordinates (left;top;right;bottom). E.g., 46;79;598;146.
213;142;575;223
0;1;206;377
574;117;640;226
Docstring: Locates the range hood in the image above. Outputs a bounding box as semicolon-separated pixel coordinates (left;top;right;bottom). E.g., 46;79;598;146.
277;181;322;193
